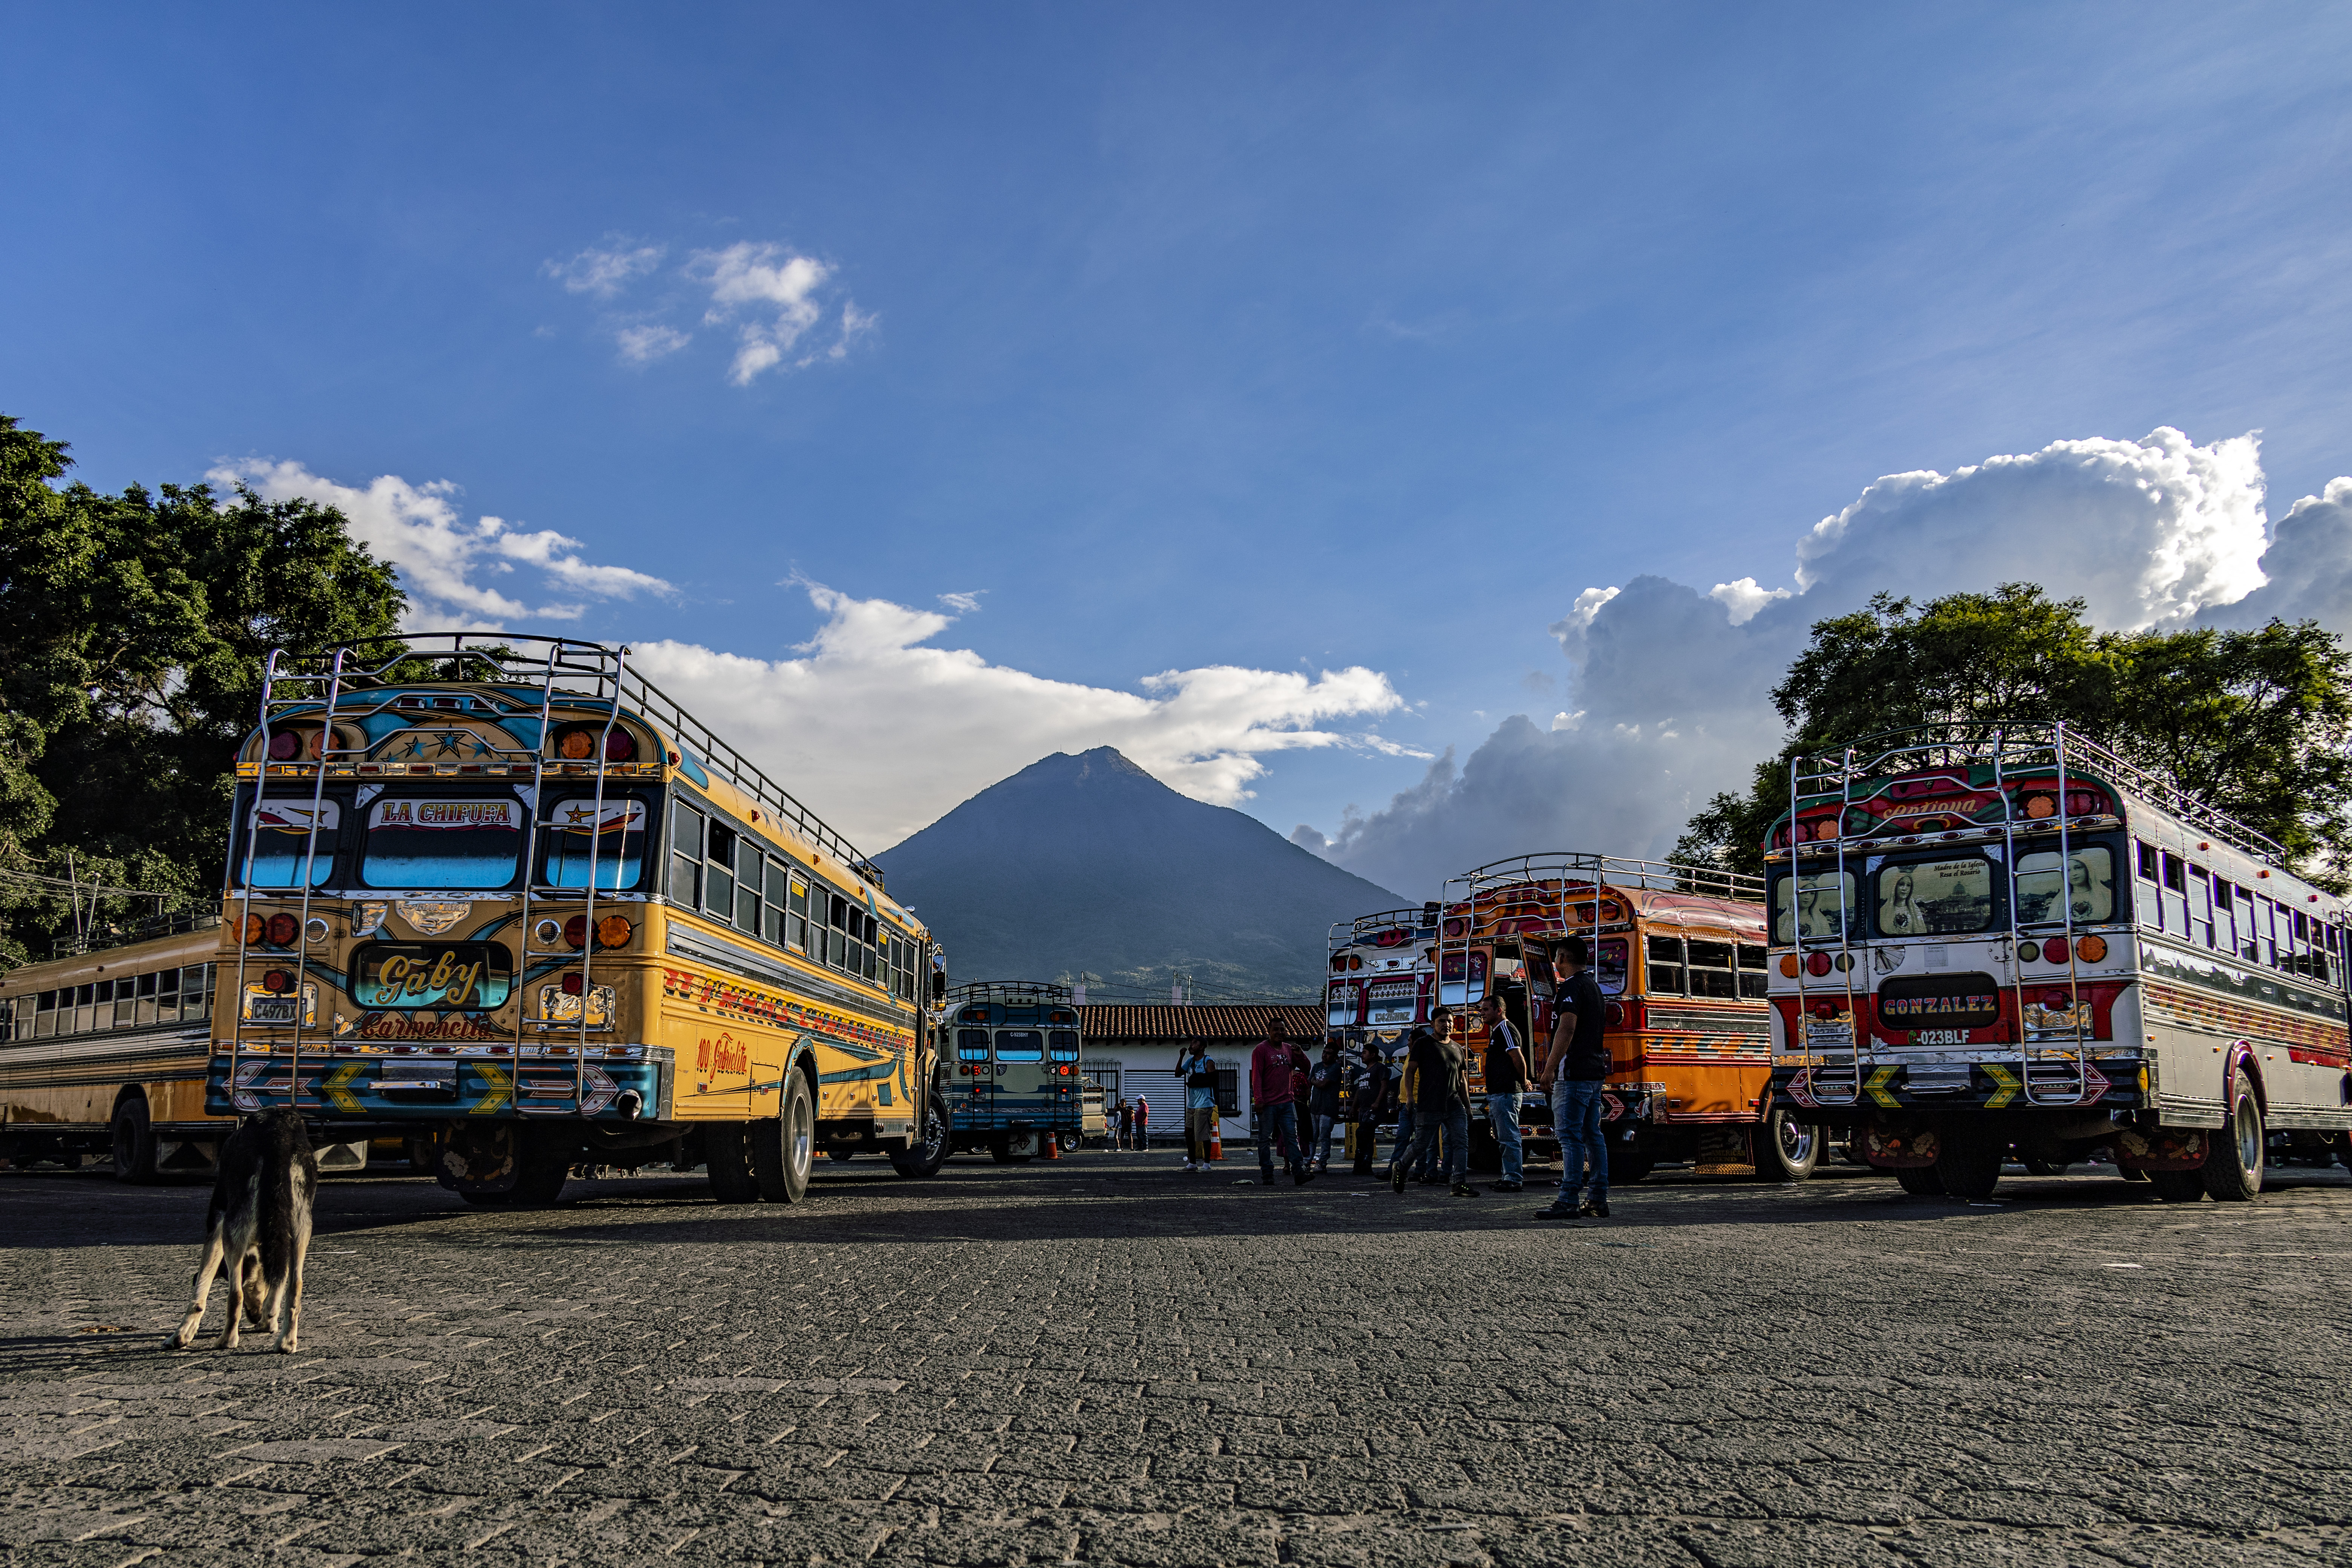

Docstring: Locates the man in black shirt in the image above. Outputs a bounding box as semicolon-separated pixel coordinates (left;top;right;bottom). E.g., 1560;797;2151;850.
1349;1039;1391;1175
1478;994;1529;1192
1537;934;1613;1219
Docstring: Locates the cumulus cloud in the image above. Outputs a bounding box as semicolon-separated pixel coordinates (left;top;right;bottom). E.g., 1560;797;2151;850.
1319;428;2352;897
542;235;871;381
687;242;872;385
543;239;665;299
212;459;674;629
630;583;1406;852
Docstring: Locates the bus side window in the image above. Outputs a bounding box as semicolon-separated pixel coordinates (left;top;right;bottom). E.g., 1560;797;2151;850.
732;837;761;933
2233;885;2255;960
671;804;704;907
1736;943;1770;999
2133;841;2161;930
34;989;56;1039
787;876;809;951
763;858;788;946
2188;867;2213;948
1646;936;1684;996
1686;940;1737;998
704;823;738;919
2159;852;2188;935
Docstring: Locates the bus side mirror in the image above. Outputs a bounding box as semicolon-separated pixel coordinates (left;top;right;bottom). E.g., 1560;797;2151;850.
929;972;946;1001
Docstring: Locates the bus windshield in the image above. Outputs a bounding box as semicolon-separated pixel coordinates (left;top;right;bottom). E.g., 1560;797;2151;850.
360;797;525;889
246;799;339;888
995;1029;1044;1061
544;797;649;890
1875;854;1996;936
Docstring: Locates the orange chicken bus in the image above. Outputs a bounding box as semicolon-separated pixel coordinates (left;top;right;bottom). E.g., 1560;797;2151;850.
1435;853;1823;1182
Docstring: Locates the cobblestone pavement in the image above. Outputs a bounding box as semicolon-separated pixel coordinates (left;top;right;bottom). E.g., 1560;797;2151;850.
3;1150;2350;1568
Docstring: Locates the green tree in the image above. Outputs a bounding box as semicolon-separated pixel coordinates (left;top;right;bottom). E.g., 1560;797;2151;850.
0;414;406;964
1674;585;2352;887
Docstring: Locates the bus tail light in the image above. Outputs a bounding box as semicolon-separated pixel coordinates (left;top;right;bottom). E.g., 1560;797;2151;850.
554;725;637;763
2041;989;2072;1010
561;972;585;997
244;913;267;946
562;914;631;949
1804;951;1832;977
261;968;296;994
2075;934;2108;963
266;913;300;947
1778;954;1800;978
2042;937;2068;964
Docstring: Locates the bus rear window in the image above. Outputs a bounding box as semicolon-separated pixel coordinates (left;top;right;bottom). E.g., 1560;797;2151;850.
2014;847;2114;925
1048;1031;1080;1060
360;798;524;889
995;1030;1044;1061
1877;856;1994;936
1774;869;1856;943
544;798;647;890
245;799;340;888
956;1028;990;1061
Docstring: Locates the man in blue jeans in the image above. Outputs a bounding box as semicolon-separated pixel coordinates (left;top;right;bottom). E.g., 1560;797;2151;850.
1250;1024;1315;1186
1477;994;1529;1192
1537;934;1612;1219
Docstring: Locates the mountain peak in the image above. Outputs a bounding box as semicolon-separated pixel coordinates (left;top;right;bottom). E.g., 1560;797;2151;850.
875;750;1404;998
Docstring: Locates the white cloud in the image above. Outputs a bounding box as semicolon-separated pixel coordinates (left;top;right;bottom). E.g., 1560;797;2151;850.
936;590;984;612
1708;576;1792;625
615;324;690;364
630;583;1406;852
1320;428;2345;896
544;240;665;299
686;242;868;385
211;459;674;630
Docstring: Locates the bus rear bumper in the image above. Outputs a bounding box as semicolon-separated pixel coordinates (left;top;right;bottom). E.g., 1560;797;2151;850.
205;1044;669;1122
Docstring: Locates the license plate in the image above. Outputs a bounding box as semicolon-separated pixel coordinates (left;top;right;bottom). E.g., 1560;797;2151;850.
1803;1020;1852;1044
244;996;298;1024
1911;1029;1969;1046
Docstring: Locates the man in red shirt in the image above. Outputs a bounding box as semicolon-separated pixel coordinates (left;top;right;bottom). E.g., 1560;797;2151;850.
1249;1022;1315;1187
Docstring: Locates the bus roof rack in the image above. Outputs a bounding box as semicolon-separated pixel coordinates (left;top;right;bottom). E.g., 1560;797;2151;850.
1445;851;1764;905
257;631;869;871
946;980;1075;1004
1328;906;1441;952
1790;723;2286;865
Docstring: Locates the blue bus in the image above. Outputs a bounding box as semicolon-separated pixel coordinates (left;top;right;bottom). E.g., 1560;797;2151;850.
942;981;1084;1161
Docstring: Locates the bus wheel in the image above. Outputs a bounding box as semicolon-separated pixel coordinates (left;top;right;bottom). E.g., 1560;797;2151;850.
1934;1129;2002;1201
1893;1164;1945;1196
753;1076;815;1204
463;1132;571;1207
893;1092;950;1179
1752;1110;1819;1182
706;1122;761;1204
2147;1168;2204;1202
112;1097;159;1184
2202;1084;2265;1202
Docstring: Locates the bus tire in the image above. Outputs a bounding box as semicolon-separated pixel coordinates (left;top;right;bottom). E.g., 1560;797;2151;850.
706;1122;761;1204
2147;1168;2204;1202
1934;1128;2003;1201
462;1132;571;1208
1894;1164;1945;1196
111;1096;159;1184
2202;1083;2265;1202
1752;1110;1820;1183
827;1148;856;1162
893;1092;950;1179
753;1075;815;1204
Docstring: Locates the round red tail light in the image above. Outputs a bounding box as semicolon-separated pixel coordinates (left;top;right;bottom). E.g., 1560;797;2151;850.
261;968;294;994
266;913;300;946
2042;937;2068;964
561;972;585;997
2042;988;2072;1010
1804;951;1833;977
563;915;588;949
266;731;300;760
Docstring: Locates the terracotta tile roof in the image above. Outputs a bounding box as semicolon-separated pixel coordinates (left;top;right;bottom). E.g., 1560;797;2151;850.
1077;1004;1323;1044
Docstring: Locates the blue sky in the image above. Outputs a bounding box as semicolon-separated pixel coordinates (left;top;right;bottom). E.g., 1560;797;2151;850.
6;4;2350;883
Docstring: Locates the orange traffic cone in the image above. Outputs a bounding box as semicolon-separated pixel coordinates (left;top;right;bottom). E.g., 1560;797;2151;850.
1209;1128;1223;1162
1042;1130;1061;1160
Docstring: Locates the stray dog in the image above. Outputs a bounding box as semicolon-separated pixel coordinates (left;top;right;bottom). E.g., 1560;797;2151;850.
165;1109;318;1354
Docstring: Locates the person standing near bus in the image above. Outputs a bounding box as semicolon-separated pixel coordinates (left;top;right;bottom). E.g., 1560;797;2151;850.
1114;1097;1133;1150
1308;1038;1345;1173
1249;1023;1315;1186
1392;1024;1475;1196
1134;1093;1150;1152
1478;994;1529;1193
1351;1039;1391;1176
1175;1039;1217;1169
1537;934;1611;1219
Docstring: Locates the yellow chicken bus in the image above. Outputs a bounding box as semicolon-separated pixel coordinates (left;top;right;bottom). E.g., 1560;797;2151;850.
201;632;950;1207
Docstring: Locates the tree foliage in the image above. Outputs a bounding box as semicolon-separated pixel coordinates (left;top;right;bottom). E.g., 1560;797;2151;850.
1673;585;2352;888
0;414;406;963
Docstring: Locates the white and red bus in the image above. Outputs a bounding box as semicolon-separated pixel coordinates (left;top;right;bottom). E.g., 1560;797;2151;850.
1326;906;1439;1047
1765;723;2352;1201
